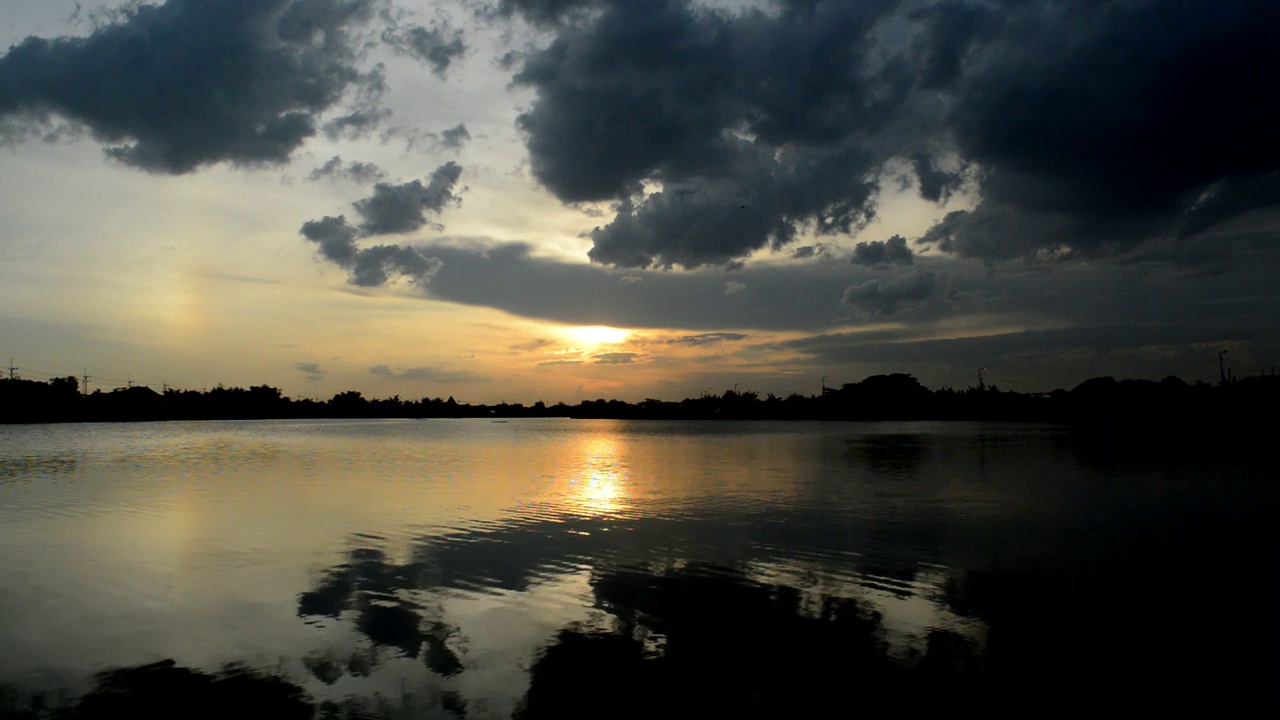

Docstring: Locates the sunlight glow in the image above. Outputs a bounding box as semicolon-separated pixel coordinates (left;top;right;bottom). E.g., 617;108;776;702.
561;325;631;347
566;434;631;516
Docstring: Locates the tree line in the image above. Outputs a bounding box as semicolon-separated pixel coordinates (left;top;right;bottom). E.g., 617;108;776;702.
2;372;1276;434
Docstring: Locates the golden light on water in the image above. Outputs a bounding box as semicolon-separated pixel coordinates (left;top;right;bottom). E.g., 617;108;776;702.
566;433;630;516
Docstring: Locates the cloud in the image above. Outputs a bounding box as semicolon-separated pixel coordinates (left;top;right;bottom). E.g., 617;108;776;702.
300;162;463;286
504;0;1280;268
842;271;937;316
0;0;385;173
369;365;490;383
300;216;361;266
851;235;914;267
411;239;917;330
911;0;1280;261
537;358;585;367
440;123;471;150
665;333;747;346
724;281;746;295
354;163;463;235
511;338;555;352
309;156;387;184
791;244;831;260
495;0;599;26
781;320;1280;389
299;215;443;287
509;1;910;268
592;352;640;365
907;152;964;204
294;362;327;376
382;21;467;77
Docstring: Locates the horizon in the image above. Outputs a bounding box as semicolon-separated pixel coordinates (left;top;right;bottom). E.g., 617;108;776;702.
4;364;1267;407
1;1;1277;404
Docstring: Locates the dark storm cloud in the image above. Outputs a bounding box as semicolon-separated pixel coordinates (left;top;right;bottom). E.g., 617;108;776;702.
353;162;463;234
506;0;1280;268
842;270;936;316
494;0;599;26
0;0;384;173
369;364;490;383
513;0;898;268
907;152;964;204
382;21;467;77
300;161;463;286
309;156;388;184
851;235;914;267
914;0;1280;261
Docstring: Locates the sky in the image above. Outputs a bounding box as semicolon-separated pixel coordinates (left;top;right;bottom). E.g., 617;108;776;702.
0;0;1276;403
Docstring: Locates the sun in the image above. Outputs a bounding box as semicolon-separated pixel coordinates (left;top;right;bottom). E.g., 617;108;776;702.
562;325;631;347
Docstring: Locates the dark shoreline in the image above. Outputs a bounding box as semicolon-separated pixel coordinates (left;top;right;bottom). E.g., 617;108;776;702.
4;373;1277;461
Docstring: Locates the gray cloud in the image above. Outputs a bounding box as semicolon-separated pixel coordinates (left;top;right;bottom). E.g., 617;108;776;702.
300;215;444;287
294;362;327;376
309;156;388;184
345;244;443;287
537;359;584;366
354;162;463;234
300;161;463;286
300;216;361;266
415;240;859;330
665;333;747;346
379;123;471;154
852;235;914;267
791;244;831;260
511;338;555;352
593;352;640;365
369;365;490;383
504;0;1280;268
781;320;1279;390
495;0;599;26
440;123;471;150
382;21;467;77
0;0;384;173
842;271;937;316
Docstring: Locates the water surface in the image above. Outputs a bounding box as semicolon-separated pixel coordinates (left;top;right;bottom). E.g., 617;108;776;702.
0;419;1275;717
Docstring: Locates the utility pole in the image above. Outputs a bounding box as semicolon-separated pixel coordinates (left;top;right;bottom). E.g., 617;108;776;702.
821;375;828;394
82;368;91;396
7;358;17;380
127;374;134;389
1218;350;1228;386
978;367;986;390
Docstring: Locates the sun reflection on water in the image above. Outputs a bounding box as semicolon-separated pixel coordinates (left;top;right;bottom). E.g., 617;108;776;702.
564;433;630;517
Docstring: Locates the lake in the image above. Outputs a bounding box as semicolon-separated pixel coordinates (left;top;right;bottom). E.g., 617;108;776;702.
0;419;1275;718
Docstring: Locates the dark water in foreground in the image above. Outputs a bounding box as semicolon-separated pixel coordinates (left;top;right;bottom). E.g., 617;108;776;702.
0;419;1275;718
